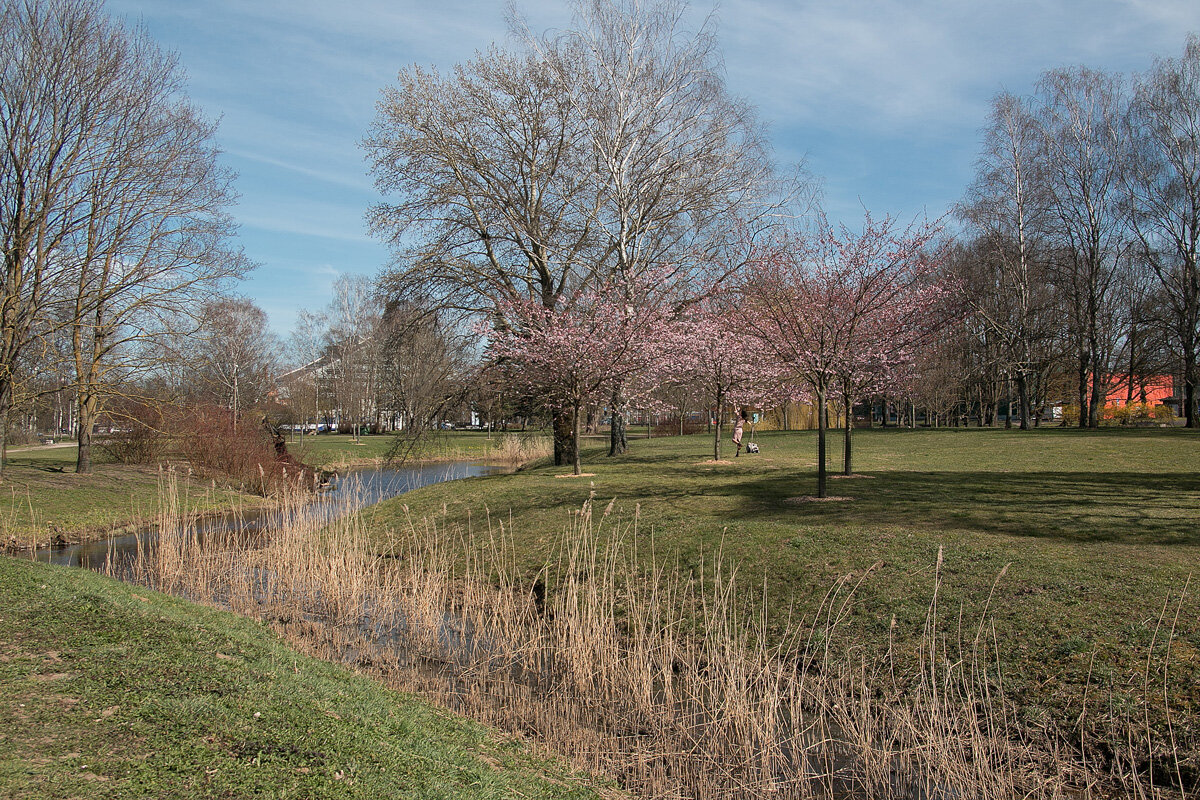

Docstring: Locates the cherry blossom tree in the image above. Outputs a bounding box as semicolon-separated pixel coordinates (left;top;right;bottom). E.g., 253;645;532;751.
483;279;671;475
744;212;947;497
831;282;952;475
667;299;788;460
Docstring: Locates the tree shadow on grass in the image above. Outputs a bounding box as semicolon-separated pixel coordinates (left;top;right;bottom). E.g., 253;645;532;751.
734;469;1200;547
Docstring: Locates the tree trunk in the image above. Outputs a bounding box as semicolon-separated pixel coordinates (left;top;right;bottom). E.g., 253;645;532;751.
608;386;628;456
1186;378;1198;429
1076;357;1089;429
552;408;576;467
843;392;853;476
0;384;11;482
1004;378;1013;428
76;392;99;474
816;386;828;499
1015;371;1031;431
1088;364;1103;429
712;390;724;461
572;400;582;475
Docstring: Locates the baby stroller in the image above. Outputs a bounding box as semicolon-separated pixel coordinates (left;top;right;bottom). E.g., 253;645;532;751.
745;416;760;454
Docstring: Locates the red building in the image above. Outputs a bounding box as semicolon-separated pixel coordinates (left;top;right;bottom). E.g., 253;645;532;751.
1102;374;1175;406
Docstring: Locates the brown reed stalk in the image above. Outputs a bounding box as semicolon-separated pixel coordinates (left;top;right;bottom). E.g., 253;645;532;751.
116;475;1193;800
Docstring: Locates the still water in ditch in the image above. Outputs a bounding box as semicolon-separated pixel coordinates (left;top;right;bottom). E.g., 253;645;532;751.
31;461;503;571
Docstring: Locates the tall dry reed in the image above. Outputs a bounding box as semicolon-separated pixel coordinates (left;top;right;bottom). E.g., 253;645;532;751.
118;475;1193;800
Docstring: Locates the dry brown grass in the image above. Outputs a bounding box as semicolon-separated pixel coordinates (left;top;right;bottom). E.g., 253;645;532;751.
118;476;1192;800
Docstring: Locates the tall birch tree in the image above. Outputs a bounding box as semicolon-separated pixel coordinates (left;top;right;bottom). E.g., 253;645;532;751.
1124;35;1200;427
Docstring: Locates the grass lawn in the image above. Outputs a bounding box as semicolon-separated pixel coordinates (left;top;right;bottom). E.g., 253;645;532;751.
0;556;613;799
1;446;266;549
364;426;1200;763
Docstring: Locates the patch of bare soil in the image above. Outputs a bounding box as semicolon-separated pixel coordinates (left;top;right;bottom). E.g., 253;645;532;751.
554;473;596;478
829;474;877;480
696;459;733;465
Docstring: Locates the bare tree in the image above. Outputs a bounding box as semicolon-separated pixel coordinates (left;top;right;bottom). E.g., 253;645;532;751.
366;0;784;463
190;298;279;421
1124;34;1200;427
0;0;245;475
63;27;244;473
282;308;329;434
323;274;381;439
376;301;471;449
1036;67;1131;428
960;92;1058;429
365;46;600;464
526;0;779;455
0;0;106;477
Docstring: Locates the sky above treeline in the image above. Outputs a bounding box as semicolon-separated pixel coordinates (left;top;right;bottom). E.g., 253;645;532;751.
105;0;1200;338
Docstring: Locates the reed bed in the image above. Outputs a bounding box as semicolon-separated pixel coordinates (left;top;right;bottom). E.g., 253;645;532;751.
117;475;1192;800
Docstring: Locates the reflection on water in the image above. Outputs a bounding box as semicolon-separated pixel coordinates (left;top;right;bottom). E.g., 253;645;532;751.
31;462;502;571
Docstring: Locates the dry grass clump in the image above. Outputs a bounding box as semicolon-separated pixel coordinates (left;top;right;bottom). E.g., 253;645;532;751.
491;432;553;465
119;476;1193;800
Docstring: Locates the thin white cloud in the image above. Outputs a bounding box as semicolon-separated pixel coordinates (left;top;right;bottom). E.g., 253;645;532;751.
104;0;1200;334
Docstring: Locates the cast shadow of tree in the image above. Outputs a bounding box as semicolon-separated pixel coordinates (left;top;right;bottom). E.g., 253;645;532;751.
732;469;1200;547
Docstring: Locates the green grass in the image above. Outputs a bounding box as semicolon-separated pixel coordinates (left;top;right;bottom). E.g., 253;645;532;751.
364;427;1200;758
0;556;613;800
0;448;265;548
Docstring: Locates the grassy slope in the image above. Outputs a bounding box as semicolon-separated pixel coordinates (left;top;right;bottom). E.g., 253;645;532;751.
0;431;538;547
289;431;548;468
0;556;612;800
1;448;265;548
365;427;1200;749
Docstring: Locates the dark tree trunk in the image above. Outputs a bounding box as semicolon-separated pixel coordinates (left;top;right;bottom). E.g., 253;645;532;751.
608;386;627;456
1076;355;1090;429
0;387;10;483
76;422;93;474
572;400;582;475
1015;372;1031;431
1088;363;1103;429
842;391;853;476
712;390;724;460
75;391;99;474
816;387;828;498
552;408;576;467
1186;379;1198;428
1004;378;1013;429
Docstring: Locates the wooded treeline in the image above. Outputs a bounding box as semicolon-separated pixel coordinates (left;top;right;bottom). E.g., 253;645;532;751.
0;0;247;475
9;0;1200;481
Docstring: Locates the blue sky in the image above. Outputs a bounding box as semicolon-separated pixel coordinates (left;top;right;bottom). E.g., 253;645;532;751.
105;0;1199;338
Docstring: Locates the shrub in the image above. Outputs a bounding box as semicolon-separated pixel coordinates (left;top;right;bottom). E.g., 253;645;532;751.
96;400;171;464
1102;402;1166;426
178;405;314;495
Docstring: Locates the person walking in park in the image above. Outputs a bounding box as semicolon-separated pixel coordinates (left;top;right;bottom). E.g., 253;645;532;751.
732;409;747;457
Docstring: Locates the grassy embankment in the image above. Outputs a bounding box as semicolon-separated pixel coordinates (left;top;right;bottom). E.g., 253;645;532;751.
289;431;551;470
0;431;550;548
0;555;613;799
363;426;1200;780
0;446;267;549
